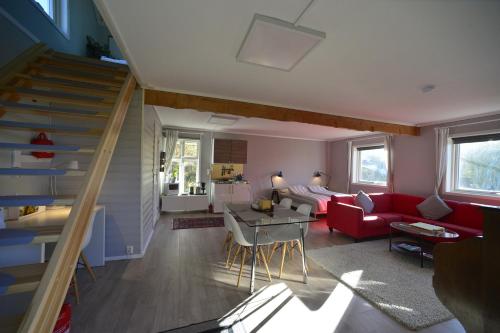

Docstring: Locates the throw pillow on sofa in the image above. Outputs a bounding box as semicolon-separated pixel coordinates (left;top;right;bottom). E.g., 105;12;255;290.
355;190;374;213
416;195;453;220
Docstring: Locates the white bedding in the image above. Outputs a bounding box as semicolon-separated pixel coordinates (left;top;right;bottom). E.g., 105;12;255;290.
287;185;331;213
307;185;344;197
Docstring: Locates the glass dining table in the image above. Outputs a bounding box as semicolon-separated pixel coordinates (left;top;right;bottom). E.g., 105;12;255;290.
225;203;319;294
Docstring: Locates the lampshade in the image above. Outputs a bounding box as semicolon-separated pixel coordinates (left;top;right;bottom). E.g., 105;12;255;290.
276;171;283;178
313;171;321;177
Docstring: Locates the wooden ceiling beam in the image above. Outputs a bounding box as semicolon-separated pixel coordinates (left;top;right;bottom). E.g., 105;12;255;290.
144;89;420;136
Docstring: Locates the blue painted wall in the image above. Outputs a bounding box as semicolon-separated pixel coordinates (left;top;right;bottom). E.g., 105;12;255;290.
0;0;110;66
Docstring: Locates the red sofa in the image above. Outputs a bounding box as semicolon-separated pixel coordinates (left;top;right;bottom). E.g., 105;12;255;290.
327;192;484;241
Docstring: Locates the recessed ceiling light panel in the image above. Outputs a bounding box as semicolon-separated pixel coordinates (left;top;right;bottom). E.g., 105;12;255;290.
208;115;239;126
237;14;326;71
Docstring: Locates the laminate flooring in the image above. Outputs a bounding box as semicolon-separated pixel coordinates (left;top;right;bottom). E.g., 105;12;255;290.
71;213;465;333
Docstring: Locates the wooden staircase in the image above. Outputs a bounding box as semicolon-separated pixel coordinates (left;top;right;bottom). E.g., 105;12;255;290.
0;43;136;332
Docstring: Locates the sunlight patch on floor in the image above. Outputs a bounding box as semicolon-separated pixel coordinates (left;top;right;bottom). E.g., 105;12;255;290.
218;270;364;332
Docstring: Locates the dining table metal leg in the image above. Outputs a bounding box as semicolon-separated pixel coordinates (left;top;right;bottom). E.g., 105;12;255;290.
249;226;258;294
300;224;308;284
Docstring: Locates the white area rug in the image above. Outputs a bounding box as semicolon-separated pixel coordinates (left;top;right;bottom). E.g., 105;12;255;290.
307;240;453;330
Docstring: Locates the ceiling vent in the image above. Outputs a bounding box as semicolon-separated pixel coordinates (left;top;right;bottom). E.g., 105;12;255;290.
207;115;239;126
237;14;325;71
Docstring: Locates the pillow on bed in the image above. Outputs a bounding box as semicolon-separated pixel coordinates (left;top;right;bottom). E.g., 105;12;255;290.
355;191;374;213
288;185;308;194
307;185;326;193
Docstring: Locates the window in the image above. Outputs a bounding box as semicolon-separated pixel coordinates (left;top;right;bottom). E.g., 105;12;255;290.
352;145;388;185
167;139;200;194
449;133;500;197
32;0;69;37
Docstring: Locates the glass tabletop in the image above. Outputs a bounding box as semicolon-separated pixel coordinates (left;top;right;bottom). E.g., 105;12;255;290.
226;203;318;227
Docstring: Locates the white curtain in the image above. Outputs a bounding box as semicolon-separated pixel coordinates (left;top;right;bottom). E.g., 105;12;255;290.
163;129;178;179
385;135;395;192
434;127;449;194
346;141;352;193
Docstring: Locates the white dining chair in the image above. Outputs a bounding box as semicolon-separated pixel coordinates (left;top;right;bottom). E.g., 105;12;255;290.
223;206;235;267
225;210;274;287
71;210;97;304
268;203;312;278
279;198;292;209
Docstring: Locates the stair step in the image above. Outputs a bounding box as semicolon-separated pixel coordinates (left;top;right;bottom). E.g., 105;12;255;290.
2;87;114;104
0;314;24;333
0;168;85;176
0;226;62;246
0;101;109;119
0;120;103;136
0;263;47;295
16;74;120;97
1;87;114;109
0;142;94;154
38;55;128;77
31;63;124;83
29;64;124;88
0;195;75;207
51;51;128;71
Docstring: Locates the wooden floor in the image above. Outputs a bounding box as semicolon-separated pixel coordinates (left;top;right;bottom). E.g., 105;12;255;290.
71;213;466;333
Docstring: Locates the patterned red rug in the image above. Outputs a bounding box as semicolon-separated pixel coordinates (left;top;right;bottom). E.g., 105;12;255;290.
172;217;225;230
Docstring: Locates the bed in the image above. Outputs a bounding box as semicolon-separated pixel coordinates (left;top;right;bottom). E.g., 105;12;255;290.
307;185;345;197
279;185;332;216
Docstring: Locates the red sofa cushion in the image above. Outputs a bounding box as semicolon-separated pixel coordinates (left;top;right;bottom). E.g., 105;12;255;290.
366;213;402;223
361;215;391;235
391;193;425;216
331;194;354;205
400;214;441;225
370;193;393;213
453;203;484;230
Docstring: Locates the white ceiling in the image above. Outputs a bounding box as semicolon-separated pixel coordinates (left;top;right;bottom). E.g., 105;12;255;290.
98;0;500;129
152;106;367;141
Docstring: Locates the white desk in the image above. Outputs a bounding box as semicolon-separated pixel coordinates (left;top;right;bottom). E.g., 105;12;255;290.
0;206;105;268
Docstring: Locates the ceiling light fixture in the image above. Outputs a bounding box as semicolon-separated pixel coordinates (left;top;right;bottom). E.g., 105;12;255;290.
207;115;239;126
237;1;325;71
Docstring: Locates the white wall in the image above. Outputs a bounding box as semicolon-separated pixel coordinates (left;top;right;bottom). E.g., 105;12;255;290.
213;132;327;199
328;114;500;205
165;129;328;200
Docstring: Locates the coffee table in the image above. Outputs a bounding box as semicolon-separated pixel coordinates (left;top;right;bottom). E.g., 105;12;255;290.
389;222;459;268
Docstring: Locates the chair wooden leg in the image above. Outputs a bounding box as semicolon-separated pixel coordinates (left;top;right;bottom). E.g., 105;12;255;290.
289;241;294;259
72;273;80;305
259;247;272;282
228;232;233;251
268;242;279;262
80;253;96;282
225;240;234;268
229;245;241;270
222;231;231;252
237;246;247;287
279;242;287;278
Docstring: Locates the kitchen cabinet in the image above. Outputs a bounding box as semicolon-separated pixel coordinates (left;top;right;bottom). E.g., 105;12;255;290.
213;139;247;164
211;183;252;213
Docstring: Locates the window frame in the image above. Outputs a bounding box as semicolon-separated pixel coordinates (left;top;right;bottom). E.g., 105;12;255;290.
31;0;70;39
351;143;388;187
446;131;500;198
168;138;201;194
